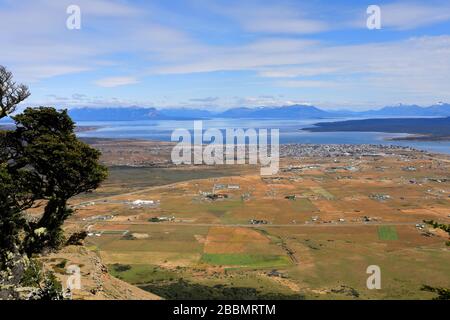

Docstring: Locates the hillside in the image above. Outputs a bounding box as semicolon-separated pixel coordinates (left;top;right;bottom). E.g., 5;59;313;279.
41;245;162;300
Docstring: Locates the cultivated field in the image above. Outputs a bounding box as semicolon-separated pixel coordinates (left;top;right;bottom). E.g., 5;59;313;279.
67;148;450;299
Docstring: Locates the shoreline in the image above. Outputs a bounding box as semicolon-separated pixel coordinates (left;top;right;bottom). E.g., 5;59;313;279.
387;134;450;142
302;117;450;142
75;125;104;133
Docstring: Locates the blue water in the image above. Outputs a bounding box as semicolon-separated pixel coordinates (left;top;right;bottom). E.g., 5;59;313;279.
76;118;450;154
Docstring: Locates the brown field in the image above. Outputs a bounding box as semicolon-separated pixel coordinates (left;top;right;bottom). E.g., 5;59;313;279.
65;148;450;299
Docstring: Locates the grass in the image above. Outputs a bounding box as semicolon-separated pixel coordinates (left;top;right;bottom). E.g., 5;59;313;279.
109;264;178;284
108;167;245;187
73;166;248;200
289;198;317;213
205;200;243;218
101;230;127;235
110;263;306;300
139;279;305;300
201;253;291;268
377;226;399;240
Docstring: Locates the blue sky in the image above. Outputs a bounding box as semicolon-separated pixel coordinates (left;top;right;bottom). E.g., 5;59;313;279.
2;0;450;110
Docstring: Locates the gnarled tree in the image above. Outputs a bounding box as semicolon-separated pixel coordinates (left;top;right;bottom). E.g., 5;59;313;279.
0;66;107;299
0;66;33;266
11;107;108;253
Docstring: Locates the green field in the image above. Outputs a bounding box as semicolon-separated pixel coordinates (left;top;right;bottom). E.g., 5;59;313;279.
205;200;243;218
109;264;177;284
289;198;317;213
377;226;399;240
201;253;291;268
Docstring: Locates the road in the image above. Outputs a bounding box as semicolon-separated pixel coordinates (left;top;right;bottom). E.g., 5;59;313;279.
68;220;420;229
70;180;188;208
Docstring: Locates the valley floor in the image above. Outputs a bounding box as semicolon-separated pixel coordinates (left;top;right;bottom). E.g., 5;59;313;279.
57;143;450;300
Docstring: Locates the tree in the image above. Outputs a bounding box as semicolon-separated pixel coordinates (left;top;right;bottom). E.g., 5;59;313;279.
0;66;30;119
0;66;107;299
0;65;33;266
0;164;36;263
11;107;108;253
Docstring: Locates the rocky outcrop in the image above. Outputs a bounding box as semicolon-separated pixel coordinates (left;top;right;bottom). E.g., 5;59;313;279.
40;245;161;300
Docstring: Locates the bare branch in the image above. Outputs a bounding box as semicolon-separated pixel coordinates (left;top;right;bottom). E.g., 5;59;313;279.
0;66;31;119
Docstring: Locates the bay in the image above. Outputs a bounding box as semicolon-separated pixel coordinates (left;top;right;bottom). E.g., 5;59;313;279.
75;118;450;154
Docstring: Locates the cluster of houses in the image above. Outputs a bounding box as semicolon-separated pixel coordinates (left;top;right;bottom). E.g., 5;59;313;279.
213;184;240;190
326;165;359;173
81;214;114;222
249;219;268;225
415;223;426;230
149;216;175;222
370;194;392;201
129;199;160;209
279;144;420;159
87;232;102;237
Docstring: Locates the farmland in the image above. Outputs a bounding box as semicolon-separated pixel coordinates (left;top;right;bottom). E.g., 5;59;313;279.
66;144;450;300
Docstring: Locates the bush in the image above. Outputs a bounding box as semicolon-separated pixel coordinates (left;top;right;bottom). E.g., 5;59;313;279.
421;285;450;300
112;264;132;273
20;259;43;287
66;231;88;246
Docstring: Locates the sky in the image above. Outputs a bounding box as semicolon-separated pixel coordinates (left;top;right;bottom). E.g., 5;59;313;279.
2;0;450;111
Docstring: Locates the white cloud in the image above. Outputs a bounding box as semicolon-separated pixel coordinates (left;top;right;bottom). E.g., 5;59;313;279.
14;65;91;81
2;0;450;108
231;95;309;107
382;2;450;30
205;2;330;34
94;76;139;88
68;0;140;17
0;0;193;81
27;93;156;109
259;66;341;78
189;97;219;103
240;13;328;34
151;34;450;103
276;80;336;88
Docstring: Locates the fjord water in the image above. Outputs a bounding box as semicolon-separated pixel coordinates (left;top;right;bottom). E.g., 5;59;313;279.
76;118;450;154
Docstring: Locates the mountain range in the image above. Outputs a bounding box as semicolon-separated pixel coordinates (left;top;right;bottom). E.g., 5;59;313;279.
2;103;450;122
67;105;334;121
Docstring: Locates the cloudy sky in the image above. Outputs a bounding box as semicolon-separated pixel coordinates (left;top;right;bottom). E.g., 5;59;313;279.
2;0;450;110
